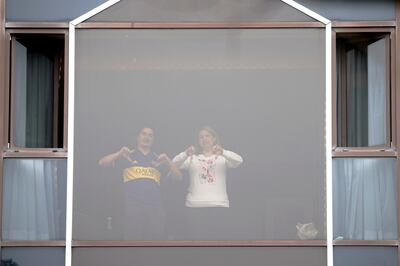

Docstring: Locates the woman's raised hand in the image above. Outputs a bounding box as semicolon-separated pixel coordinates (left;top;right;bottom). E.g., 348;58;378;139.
212;145;223;156
185;145;196;156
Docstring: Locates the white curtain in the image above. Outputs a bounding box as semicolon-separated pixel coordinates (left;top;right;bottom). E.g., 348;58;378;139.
368;37;387;146
3;159;66;240
333;158;397;240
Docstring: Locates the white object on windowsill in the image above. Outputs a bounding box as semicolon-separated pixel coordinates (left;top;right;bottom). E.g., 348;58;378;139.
296;222;318;240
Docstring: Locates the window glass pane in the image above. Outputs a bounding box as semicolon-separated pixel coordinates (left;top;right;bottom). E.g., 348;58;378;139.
367;38;387;146
87;0;316;22
2;159;67;240
13;35;64;148
336;34;390;147
14;41;27;146
333;158;397;240
73;247;326;266
73;28;326;241
334;247;397;266
1;248;65;266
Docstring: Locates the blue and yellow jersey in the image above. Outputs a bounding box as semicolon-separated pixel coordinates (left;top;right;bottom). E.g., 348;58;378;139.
118;150;162;183
123;165;161;184
117;150;164;205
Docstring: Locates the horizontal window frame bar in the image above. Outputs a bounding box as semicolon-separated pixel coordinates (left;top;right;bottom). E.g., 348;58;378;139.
334;146;396;151
332;150;397;157
6;28;68;34
71;240;327;247
3;150;68;158
333;240;399;246
334;27;395;33
75;21;326;29
1;240;66;247
5;22;69;29
5;21;396;30
2;240;398;247
332;21;396;28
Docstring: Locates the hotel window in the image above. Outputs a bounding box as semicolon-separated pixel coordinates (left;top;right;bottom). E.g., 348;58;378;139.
335;31;393;149
1;29;68;260
333;28;397;266
8;32;67;150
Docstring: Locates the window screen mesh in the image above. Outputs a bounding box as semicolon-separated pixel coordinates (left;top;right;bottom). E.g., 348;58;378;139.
73;28;326;241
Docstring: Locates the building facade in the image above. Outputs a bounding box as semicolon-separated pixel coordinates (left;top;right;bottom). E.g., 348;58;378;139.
0;0;400;265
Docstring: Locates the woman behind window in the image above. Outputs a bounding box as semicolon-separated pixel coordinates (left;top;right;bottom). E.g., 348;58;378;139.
173;126;243;239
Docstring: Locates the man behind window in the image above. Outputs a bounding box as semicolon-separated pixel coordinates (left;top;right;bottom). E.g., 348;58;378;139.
99;127;181;239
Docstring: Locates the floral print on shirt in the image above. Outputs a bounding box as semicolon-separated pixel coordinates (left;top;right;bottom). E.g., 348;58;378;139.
198;156;218;184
